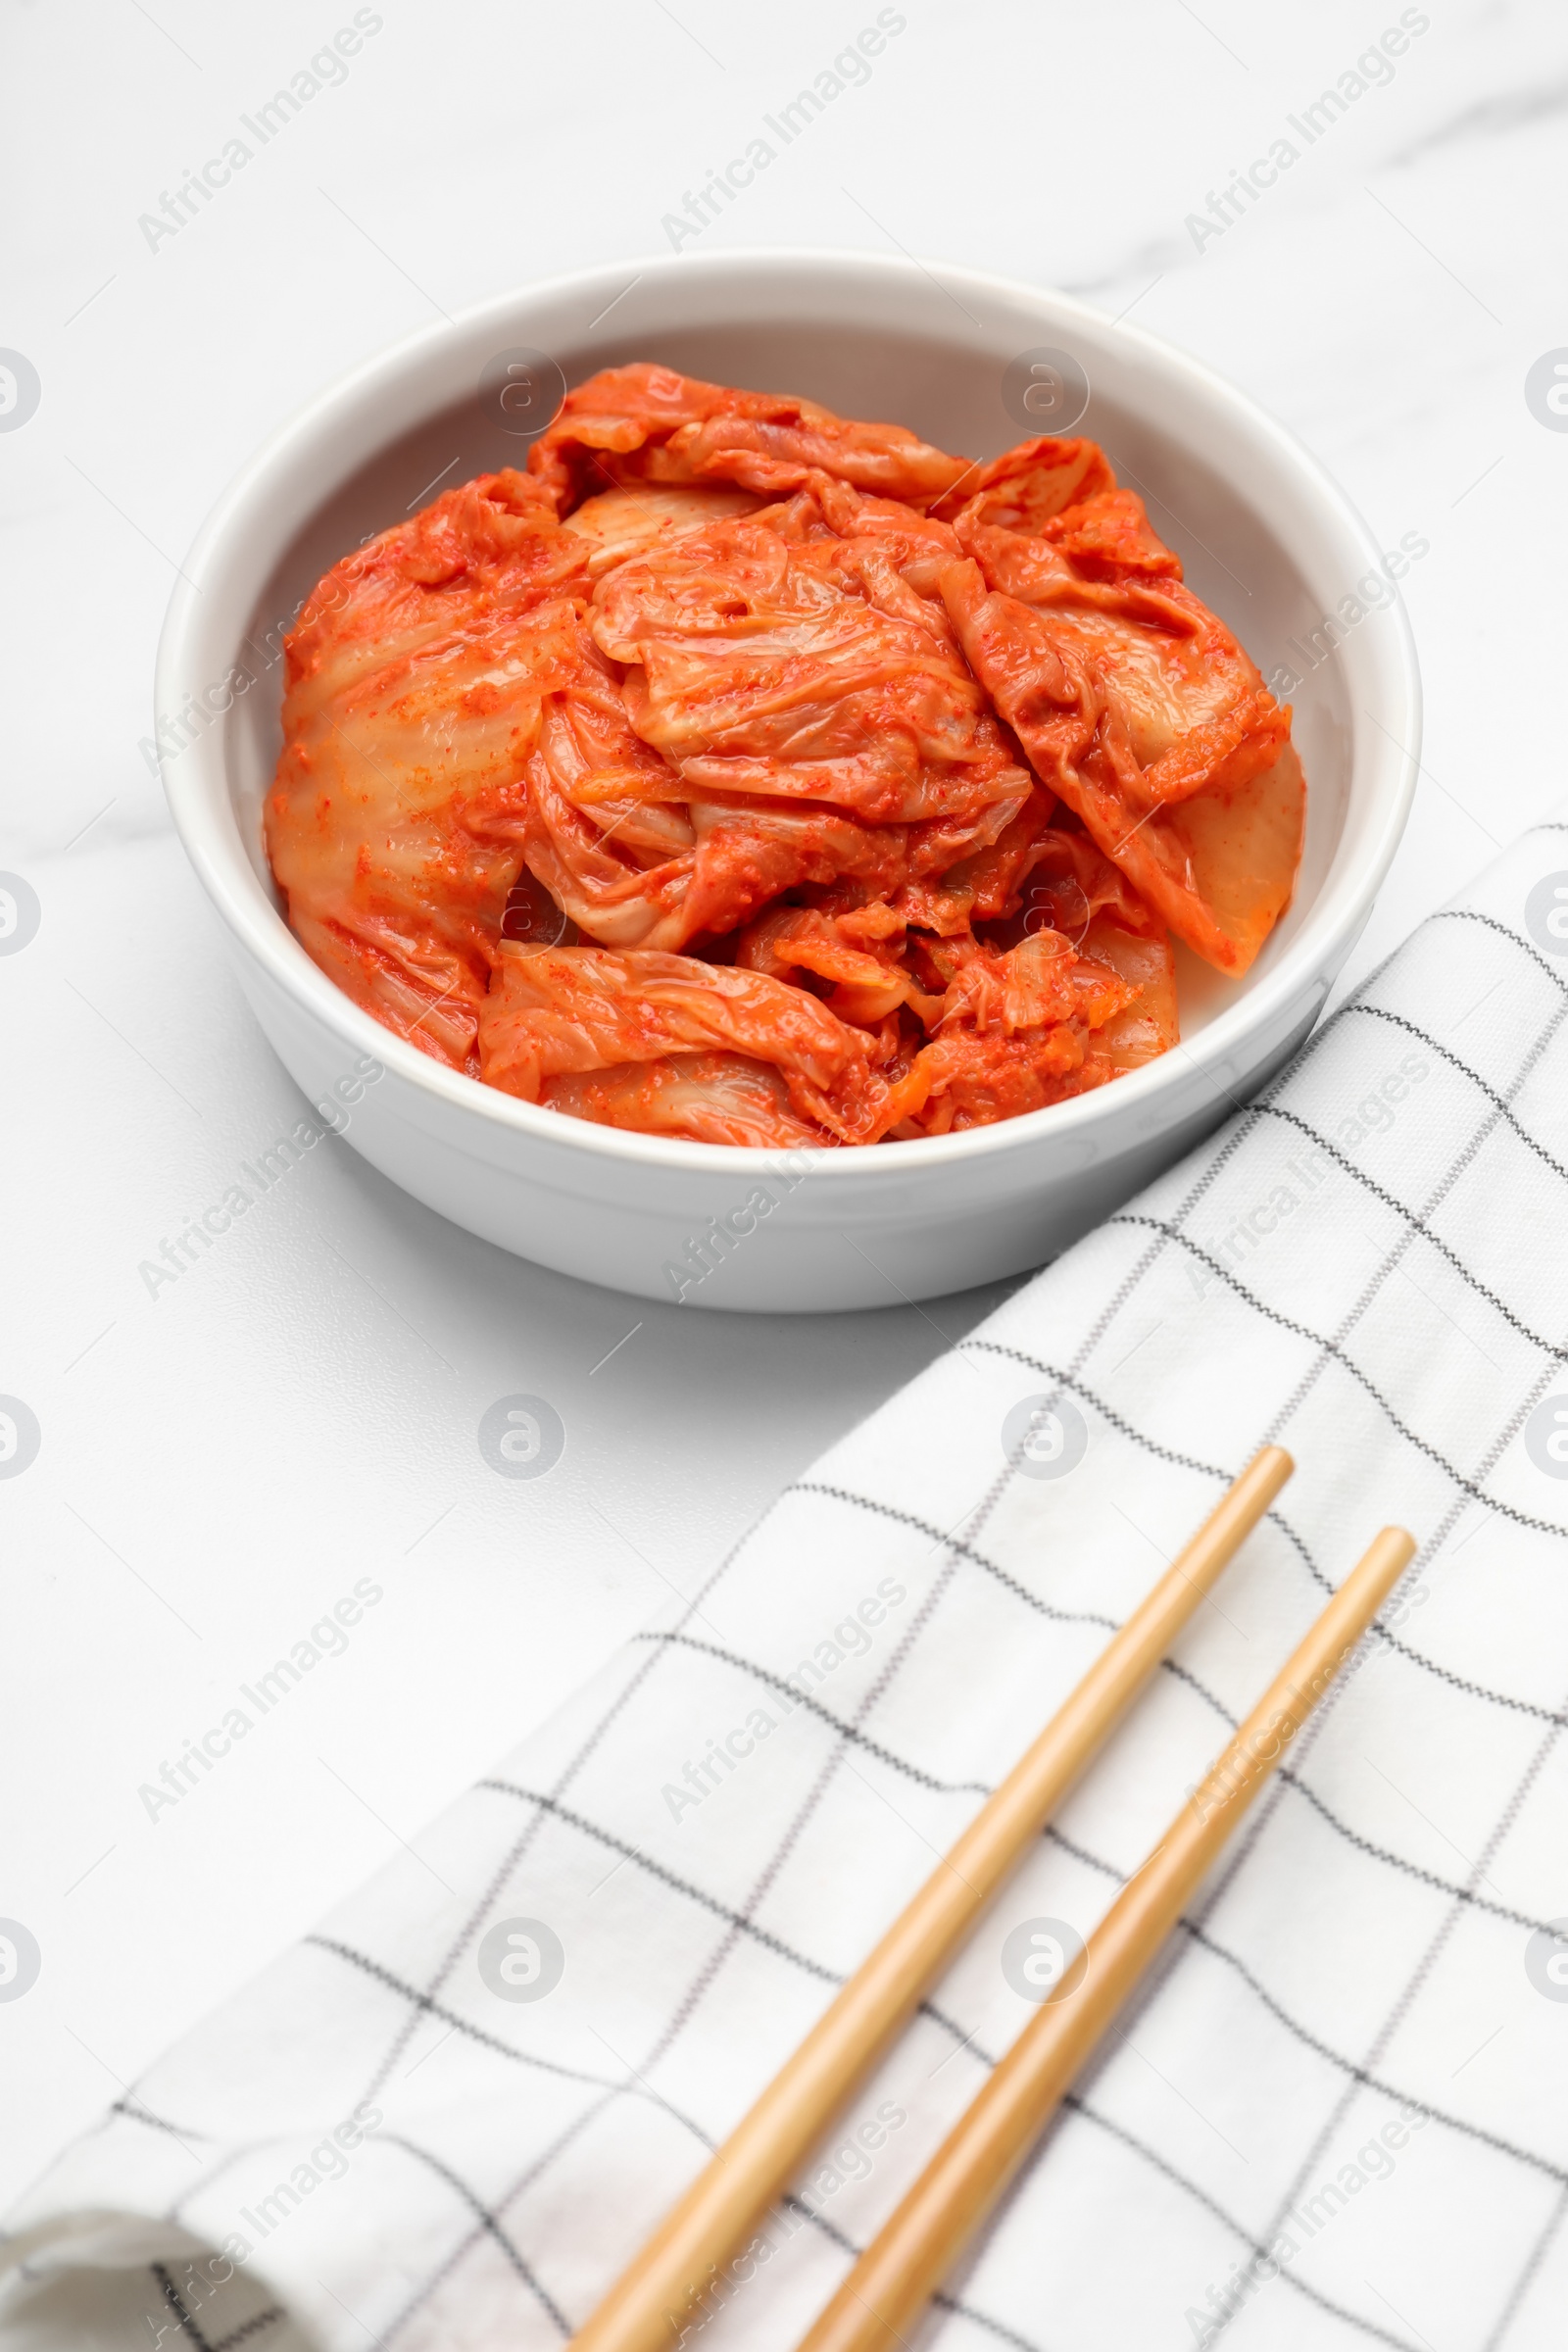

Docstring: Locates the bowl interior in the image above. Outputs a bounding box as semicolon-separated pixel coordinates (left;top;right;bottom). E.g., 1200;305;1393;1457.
209;261;1406;1091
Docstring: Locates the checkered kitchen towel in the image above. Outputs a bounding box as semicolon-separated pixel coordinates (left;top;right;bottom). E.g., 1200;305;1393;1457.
8;813;1568;2352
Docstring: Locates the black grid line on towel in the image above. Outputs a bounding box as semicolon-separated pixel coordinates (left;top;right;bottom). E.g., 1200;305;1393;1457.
209;2309;284;2351
150;2263;217;2352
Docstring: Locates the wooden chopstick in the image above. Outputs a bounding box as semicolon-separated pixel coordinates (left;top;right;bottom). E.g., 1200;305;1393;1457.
792;1521;1418;2352
568;1446;1295;2352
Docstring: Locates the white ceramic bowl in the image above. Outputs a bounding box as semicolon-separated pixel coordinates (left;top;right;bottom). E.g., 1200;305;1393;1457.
157;250;1419;1312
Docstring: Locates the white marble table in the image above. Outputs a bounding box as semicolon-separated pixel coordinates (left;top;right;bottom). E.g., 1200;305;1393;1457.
2;0;1563;2211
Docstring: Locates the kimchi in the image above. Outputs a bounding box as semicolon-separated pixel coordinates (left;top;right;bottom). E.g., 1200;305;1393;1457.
266;365;1304;1149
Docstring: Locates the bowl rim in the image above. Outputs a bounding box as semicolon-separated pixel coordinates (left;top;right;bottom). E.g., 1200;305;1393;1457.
157;245;1421;1183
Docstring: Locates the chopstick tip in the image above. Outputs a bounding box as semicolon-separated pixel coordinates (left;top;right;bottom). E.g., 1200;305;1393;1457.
1374;1523;1419;1572
1346;1525;1420;1619
1241;1444;1294;1503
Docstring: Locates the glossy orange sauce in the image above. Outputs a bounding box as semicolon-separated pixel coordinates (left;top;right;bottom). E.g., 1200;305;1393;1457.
265;366;1303;1147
